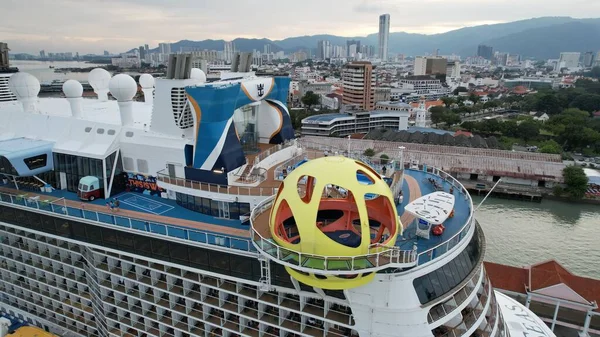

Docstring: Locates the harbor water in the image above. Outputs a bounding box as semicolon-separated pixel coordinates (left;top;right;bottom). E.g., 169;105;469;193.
474;196;600;279
11;60;105;83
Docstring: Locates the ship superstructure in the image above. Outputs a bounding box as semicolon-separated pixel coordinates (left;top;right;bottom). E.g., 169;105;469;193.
0;57;556;337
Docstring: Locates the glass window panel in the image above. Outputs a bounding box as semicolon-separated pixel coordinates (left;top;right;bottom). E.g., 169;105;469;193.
188;247;208;267
202;198;211;214
208;250;229;272
135;236;152;254
434;267;451;295
151;239;169;258
101;228;117;247
210;199;219;217
169;242;188;263
85;225;103;245
117;232;134;250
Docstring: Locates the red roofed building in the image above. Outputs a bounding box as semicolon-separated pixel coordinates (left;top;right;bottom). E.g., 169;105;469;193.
593;111;600;119
511;85;529;95
454;130;473;138
485;260;600;335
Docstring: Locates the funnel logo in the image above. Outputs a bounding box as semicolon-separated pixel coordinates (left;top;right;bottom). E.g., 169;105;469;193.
257;83;265;97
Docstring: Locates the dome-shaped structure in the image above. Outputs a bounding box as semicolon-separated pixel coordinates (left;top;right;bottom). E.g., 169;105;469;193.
109;74;137;102
139;74;155;89
268;156;401;289
190;68;207;83
88;68;111;91
8;72;40;99
62;79;83;98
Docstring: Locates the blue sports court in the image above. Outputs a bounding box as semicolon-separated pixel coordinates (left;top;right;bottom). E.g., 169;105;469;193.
118;193;174;215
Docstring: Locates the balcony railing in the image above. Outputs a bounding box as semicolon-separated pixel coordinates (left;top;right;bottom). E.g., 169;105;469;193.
156;170;278;197
250;196;417;275
428;266;485;324
0;191;255;253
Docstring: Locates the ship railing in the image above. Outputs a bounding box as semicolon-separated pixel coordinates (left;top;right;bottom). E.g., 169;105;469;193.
254;139;298;164
156;170;278;197
0;191;255;254
298;139;475;267
413;166;475;266
249;196;417;274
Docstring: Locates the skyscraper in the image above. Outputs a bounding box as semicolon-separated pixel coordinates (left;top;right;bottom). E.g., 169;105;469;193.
378;14;390;62
159;43;171;55
316;40;331;60
583;51;595;68
477;45;493;60
347;40;361;57
224;41;235;63
263;44;271;55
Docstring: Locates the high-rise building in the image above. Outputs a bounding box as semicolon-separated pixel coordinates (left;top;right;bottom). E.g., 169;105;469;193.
557;52;581;70
347;40;361;57
583;51;595;68
446;61;461;79
39;50;46;58
594;52;600;67
263;44;271;55
378;14;390;61
342;61;375;110
316;40;331;60
413;56;447;76
495;52;508;66
103;50;109;56
138;46;146;60
224;41;235;63
159;42;171;55
477;45;493;60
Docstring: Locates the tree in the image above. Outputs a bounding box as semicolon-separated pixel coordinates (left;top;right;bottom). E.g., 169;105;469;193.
468;94;480;104
301;91;320;109
569;94;600;112
429;106;446;125
363;148;375;157
441;112;461;126
535;94;562;115
539;140;562;154
440;97;455;107
515;120;540;142
562;166;589;199
380;154;390;165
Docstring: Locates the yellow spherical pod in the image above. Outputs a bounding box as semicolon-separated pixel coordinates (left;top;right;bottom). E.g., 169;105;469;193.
269;156;401;290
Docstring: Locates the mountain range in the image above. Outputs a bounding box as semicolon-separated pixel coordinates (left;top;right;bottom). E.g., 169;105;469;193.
145;17;600;59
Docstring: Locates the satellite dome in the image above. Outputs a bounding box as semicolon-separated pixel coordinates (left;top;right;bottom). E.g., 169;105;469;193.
88;68;111;90
8;72;40;99
190;68;207;83
62;79;83;98
109;74;137;102
139;74;155;89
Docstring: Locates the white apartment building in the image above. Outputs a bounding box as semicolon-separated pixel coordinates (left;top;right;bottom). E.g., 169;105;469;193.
111;55;141;68
301;109;410;137
556;52;581;71
390;78;449;102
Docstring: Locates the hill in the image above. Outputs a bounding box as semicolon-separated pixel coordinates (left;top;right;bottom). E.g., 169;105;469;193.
137;17;600;59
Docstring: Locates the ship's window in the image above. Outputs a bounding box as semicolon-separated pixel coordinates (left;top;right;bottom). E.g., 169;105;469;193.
169;242;188;263
101;228;117;248
188;247;209;268
123;157;134;171
97;128;105;134
125;131;134;137
84;127;92;133
117;232;134;251
134;236;152;254
85;224;103;245
413;224;483;304
137;159;149;173
107;129;116;135
151;238;169;258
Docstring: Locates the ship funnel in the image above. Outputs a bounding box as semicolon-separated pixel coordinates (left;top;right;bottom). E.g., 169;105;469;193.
62;79;84;118
88;68;111;101
8;72;40;113
139;74;155;105
109;74;137;126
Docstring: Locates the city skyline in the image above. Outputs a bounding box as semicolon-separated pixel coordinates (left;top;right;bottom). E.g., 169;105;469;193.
3;0;600;54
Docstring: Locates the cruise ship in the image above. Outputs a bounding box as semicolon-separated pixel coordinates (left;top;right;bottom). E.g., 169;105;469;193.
0;54;555;337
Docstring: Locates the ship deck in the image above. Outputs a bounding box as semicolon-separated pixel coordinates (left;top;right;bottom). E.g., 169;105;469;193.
0;163;472;264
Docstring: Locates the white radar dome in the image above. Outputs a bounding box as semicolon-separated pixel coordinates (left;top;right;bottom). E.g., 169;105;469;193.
139;74;155;89
62;79;83;98
8;72;41;99
190;68;207;83
88;68;111;90
109;74;137;102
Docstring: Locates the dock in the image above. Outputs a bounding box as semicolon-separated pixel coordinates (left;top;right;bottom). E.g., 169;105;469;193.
460;180;544;202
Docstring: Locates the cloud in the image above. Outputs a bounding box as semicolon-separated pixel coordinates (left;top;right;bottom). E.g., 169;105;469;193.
2;0;600;54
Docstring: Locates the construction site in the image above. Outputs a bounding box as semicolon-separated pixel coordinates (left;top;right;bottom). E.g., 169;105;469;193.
299;136;566;202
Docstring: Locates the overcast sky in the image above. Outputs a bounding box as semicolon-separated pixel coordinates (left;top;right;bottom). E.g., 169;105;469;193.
3;0;599;54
